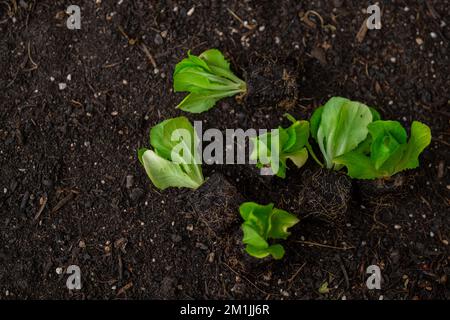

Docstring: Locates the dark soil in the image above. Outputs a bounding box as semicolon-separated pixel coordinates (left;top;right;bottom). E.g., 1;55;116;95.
1;0;449;299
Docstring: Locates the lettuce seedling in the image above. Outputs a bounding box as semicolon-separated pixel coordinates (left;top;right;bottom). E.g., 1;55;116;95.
240;202;299;260
138;117;204;190
250;114;310;178
310;97;380;170
334;120;431;179
173;49;247;113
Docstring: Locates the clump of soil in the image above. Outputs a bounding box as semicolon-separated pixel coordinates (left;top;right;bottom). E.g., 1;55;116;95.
354;173;415;203
187;173;245;236
148;173;260;299
293;168;352;224
242;55;300;109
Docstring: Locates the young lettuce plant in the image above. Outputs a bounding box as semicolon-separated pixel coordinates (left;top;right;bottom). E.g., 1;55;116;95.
250;114;311;178
310;97;380;170
138;117;204;190
173;49;247;113
240;202;299;260
334;120;431;179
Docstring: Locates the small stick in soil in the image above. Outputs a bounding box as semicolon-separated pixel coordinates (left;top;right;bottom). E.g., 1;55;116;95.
25;41;38;72
420;196;432;211
222;262;271;296
34;194;48;221
140;43;157;69
295;240;355;251
102;62;122;69
299;10;324;29
356;18;369;43
337;255;350;289
117;253;123;281
433;137;450;147
51;190;77;214
116;282;133;296
226;8;256;30
287;262;307;290
117;25;137;45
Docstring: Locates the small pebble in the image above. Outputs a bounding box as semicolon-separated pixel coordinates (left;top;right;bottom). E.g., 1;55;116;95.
437;161;445;179
416;38;424;45
126;175;134;189
187;6;195;16
154;33;163;45
186;224;194;231
56;267;63;275
430;32;437;39
58;83;67;90
394;224;401;230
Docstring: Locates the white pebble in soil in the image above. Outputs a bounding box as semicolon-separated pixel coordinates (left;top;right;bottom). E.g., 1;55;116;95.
187;6;195;16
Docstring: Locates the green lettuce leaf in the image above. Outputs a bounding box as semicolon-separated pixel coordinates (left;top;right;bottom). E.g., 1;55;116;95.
311;97;375;169
240;202;299;260
334;120;431;179
138;117;204;190
173;49;246;113
141;149;204;190
251;114;310;178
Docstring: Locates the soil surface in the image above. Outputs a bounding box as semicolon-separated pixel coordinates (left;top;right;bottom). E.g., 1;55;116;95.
1;0;449;299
